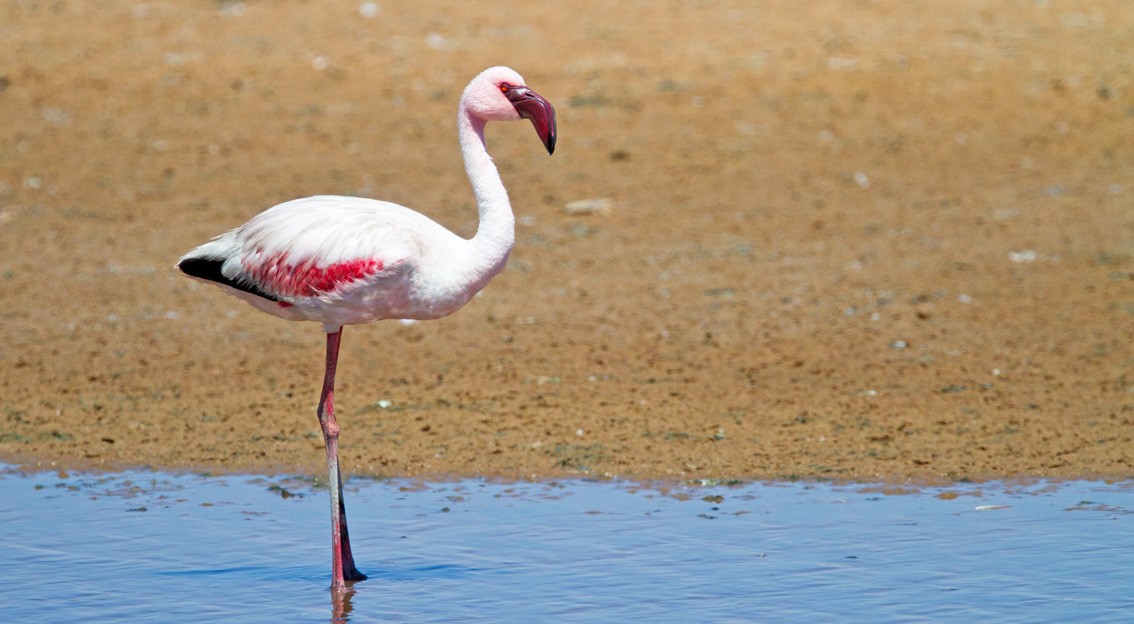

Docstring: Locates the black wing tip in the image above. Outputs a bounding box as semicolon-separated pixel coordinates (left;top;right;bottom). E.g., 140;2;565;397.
178;256;237;289
178;256;280;303
177;256;218;280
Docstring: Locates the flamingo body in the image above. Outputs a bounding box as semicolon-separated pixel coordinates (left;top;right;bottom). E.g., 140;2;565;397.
177;66;556;591
179;194;500;329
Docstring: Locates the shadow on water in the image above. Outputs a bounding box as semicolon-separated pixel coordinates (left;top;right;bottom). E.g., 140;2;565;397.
2;465;1133;623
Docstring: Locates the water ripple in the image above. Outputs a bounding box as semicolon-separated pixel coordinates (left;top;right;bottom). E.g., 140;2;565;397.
1;467;1132;623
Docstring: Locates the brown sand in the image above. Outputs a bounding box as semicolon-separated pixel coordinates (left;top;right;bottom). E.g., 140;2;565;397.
1;1;1131;483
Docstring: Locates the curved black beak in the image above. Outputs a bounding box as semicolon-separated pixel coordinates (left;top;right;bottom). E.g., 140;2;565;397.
506;86;557;155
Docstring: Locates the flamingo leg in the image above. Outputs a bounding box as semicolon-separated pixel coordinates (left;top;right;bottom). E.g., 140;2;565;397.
317;327;367;590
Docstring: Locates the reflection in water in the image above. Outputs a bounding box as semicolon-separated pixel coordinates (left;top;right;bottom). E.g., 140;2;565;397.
330;586;356;623
1;467;1132;623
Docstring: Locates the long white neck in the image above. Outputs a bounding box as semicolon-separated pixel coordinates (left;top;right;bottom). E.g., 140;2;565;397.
458;107;515;271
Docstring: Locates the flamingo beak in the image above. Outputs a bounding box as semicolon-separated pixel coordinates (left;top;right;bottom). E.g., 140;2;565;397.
506;86;557;155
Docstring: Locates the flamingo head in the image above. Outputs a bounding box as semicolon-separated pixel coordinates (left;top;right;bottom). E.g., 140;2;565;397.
463;66;557;155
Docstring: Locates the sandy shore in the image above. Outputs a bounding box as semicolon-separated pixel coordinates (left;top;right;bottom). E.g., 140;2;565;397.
1;1;1131;482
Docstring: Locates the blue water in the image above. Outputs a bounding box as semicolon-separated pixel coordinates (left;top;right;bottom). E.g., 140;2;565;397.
1;467;1131;623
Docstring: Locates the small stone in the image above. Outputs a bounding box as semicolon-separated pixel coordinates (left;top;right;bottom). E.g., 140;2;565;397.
564;198;613;216
359;2;380;18
1008;250;1037;263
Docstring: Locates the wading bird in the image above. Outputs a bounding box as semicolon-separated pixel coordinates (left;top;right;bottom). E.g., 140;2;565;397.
177;66;556;590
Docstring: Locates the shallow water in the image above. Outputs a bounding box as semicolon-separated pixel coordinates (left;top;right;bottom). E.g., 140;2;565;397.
1;467;1131;623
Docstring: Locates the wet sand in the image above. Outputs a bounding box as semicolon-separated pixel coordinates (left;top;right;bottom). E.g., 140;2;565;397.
1;1;1131;482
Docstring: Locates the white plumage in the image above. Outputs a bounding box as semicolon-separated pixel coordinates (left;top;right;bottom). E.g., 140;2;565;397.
181;66;555;332
182;195;491;328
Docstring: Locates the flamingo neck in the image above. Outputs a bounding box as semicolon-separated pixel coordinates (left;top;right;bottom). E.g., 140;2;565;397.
458;109;515;270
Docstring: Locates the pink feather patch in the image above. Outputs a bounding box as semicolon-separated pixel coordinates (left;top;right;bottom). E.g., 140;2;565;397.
248;254;384;298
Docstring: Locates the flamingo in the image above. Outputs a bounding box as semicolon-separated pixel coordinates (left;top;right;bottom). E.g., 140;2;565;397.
176;66;556;590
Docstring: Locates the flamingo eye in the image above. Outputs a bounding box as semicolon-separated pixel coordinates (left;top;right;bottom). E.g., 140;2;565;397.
499;83;510;93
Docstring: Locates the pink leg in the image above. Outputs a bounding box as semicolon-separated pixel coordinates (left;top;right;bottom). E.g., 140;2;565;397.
318;327;367;590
